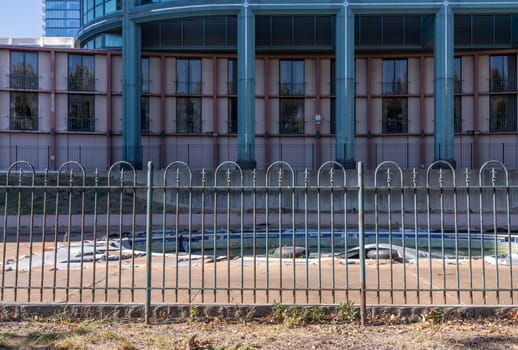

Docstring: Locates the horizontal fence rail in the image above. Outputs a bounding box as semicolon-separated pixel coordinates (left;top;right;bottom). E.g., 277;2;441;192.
4;142;518;171
1;159;518;315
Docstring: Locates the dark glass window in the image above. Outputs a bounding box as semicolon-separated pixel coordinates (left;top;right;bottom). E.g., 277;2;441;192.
141;96;150;132
10;51;38;89
382;98;408;133
490;95;517;132
279;60;304;96
455;15;512;47
176;59;202;94
454;96;462;133
454;57;462;132
382;59;408;95
490;55;517;92
142;57;150;93
356;16;421;47
68;94;95;131
10;92;38;130
330;60;336;134
228;98;238;134
228;59;238;134
280;99;304;134
279;60;305;134
68;54;95;91
227;59;237;95
176;97;201;133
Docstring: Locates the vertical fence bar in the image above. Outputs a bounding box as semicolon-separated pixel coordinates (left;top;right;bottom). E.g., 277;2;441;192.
145;161;153;325
358;161;366;326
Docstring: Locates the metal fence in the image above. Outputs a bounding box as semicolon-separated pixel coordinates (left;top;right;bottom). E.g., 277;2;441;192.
1;159;517;322
4;142;518;171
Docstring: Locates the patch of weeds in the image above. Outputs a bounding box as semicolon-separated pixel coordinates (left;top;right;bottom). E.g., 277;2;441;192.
271;301;287;324
116;340;137;350
337;301;358;323
421;307;444;326
99;329;123;341
235;308;256;324
309;307;325;323
25;331;61;346
188;305;199;322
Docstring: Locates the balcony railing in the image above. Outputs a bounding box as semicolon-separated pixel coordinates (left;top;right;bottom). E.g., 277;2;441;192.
383;117;408;133
68;117;95;132
176;81;202;95
382;81;408;95
9;74;39;89
490;78;517;92
490;115;517;132
279;82;305;96
9;115;38;130
68;77;95;91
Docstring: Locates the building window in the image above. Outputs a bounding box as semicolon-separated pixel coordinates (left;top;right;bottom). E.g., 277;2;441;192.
142;57;150;93
490;55;517;92
454;57;462;132
279;60;304;134
176;59;202;133
10;92;38;130
382;98;408;133
68;94;95;131
228;59;237;133
382;59;407;133
490;95;517;132
68;54;95;91
330;60;336;134
141;96;150;133
176;97;201;133
279;60;304;96
10;51;38;89
176;59;202;94
382;59;408;95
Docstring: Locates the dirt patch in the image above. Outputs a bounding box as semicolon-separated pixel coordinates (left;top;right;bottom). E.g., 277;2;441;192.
0;314;517;349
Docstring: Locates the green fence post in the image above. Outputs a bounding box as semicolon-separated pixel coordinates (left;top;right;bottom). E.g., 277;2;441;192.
145;161;153;324
358;161;366;326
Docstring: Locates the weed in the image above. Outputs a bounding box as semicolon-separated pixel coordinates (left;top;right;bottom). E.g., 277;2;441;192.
188;305;199;322
309;306;325;323
235;308;256;324
271;301;287;323
337;301;358;323
421;308;444;326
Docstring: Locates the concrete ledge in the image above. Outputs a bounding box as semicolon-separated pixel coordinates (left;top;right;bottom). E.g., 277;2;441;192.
0;304;516;323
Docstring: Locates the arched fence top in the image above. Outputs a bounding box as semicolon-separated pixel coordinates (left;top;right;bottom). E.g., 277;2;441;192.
265;161;295;187
6;161;36;186
479;160;510;187
374;160;404;187
317;161;347;186
107;161;136;186
425;160;456;187
57;161;86;186
163;161;192;186
214;161;243;186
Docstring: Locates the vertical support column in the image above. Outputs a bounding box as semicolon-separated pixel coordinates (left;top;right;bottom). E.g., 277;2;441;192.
434;4;455;167
335;6;356;169
50;50;56;170
122;0;142;169
237;4;256;169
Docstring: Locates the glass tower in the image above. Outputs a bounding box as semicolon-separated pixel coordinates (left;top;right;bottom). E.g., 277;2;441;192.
45;0;81;37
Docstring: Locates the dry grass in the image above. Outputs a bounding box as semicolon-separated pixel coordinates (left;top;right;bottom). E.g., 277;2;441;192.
1;311;518;349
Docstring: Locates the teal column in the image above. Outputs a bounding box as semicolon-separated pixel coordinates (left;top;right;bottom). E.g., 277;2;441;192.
335;6;356;169
434;4;455;167
122;0;142;169
237;4;256;169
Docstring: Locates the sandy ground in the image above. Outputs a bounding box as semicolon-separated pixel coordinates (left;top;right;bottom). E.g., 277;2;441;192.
1;241;516;306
